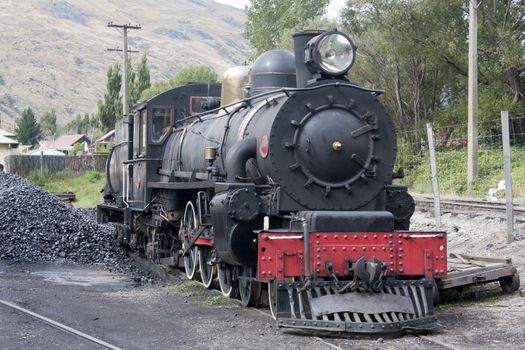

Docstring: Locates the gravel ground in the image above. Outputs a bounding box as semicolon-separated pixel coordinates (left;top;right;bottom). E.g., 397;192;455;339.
411;209;525;280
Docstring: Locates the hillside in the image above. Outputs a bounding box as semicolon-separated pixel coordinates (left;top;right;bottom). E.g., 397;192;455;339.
0;0;251;125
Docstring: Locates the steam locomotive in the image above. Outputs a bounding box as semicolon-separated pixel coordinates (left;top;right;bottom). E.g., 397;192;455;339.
97;29;447;334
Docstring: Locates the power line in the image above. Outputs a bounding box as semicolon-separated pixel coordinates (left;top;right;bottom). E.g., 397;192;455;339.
107;22;142;116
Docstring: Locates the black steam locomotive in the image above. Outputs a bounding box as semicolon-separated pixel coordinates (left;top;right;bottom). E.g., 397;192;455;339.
98;30;447;334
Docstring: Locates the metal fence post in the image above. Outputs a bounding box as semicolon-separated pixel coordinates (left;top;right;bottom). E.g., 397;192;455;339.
426;123;441;230
501;111;514;243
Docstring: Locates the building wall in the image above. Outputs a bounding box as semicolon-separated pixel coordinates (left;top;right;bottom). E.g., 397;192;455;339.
4;154;107;177
0;144;22;167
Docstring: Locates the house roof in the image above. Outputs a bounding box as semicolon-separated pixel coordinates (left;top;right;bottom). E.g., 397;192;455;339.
96;129;115;143
0;128;16;138
0;134;19;145
40;134;89;151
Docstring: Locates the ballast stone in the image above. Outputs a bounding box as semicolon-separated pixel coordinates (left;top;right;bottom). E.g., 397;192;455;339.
0;172;148;278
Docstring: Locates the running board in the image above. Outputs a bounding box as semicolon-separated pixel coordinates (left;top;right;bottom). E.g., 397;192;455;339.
273;279;436;334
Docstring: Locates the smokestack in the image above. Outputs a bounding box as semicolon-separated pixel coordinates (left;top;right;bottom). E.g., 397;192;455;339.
293;30;324;88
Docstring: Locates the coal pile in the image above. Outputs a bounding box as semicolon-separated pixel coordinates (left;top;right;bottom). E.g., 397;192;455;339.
0;172;146;277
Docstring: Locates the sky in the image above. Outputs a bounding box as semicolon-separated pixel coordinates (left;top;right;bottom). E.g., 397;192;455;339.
213;0;347;19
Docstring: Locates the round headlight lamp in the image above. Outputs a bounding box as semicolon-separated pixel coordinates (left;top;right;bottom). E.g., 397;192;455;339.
305;31;356;76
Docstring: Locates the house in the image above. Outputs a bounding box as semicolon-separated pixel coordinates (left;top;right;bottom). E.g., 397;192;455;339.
94;129;115;154
0;128;16;138
40;134;91;155
0;134;19;169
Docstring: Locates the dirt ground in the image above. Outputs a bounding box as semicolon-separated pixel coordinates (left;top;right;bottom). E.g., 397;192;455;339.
0;208;524;350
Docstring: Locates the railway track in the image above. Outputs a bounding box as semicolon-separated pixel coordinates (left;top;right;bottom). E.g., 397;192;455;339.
412;194;525;221
0;299;121;350
51;192;76;203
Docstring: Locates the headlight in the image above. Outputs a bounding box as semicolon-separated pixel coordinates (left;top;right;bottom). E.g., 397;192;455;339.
305;31;356;76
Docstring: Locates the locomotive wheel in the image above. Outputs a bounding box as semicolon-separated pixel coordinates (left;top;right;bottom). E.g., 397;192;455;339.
238;266;262;307
499;272;520;293
218;264;235;298
184;247;199;280
197;246;217;289
268;282;277;320
181;201;200;280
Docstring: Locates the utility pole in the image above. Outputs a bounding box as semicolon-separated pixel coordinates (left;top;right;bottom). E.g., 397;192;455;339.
467;0;479;189
107;22;142;116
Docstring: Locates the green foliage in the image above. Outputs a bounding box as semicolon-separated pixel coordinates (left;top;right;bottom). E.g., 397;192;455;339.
340;0;525;136
140;65;218;101
244;0;330;55
65;113;98;135
130;54;151;105
15;108;41;147
27;170;106;208
71;142;85;155
97;63;122;132
396;147;525;198
40;110;57;137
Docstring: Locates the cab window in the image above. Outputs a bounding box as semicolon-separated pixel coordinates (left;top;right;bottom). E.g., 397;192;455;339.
151;107;172;142
134;110;147;156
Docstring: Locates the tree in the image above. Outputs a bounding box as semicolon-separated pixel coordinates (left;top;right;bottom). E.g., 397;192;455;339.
97;63;122;132
170;65;217;87
131;54;151;105
140;65;218;101
15;108;41;147
40;110;57;138
244;0;330;55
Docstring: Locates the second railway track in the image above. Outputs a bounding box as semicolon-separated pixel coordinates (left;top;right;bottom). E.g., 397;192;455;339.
413;194;525;222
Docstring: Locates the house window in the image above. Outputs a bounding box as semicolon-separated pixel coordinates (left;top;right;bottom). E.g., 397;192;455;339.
151;107;172;142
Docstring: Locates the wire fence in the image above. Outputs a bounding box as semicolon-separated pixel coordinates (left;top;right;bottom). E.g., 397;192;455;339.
394;116;525;201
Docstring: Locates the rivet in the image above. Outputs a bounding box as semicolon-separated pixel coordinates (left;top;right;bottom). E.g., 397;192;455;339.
399;261;403;265
390;262;394;265
317;248;321;252
269;271;273;275
382;247;386;251
317;255;321;259
262;257;266;261
373;235;378;239
364;234;368;239
372;247;376;251
323;247;326;251
332;247;336;251
342;247;347;251
354;235;358;239
362;247;366;251
316;234;320;238
390;255;394;258
268;257;272;261
383;235;388;239
344;235;348;239
324;235;328;239
334;235;338;239
316;241;320;245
